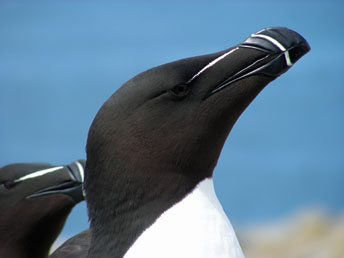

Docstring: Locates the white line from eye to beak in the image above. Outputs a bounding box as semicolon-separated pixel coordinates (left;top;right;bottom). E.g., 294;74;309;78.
13;166;64;183
250;34;292;67
187;47;239;83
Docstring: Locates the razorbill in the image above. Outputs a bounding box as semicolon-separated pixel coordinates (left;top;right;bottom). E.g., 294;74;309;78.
52;27;310;258
0;160;85;258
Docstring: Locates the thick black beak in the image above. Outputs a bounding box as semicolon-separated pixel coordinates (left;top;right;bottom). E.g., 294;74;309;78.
239;27;311;76
207;27;310;97
27;160;85;202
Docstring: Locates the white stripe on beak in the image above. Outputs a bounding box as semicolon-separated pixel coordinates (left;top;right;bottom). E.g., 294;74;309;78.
187;47;239;83
13;166;64;183
74;161;85;182
250;34;292;67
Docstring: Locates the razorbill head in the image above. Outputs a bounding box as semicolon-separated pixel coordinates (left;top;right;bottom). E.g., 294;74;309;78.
0;160;85;258
83;27;310;258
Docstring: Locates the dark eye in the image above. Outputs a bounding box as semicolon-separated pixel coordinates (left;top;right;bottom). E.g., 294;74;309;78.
2;181;16;190
168;83;190;99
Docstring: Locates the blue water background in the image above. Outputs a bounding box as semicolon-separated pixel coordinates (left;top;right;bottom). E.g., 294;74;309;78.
1;0;343;240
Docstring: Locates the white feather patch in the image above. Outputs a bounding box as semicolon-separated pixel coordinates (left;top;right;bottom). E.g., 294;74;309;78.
124;178;245;258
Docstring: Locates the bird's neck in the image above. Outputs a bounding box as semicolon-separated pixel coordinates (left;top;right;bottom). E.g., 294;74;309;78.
86;166;204;258
87;177;244;258
125;178;244;258
0;195;74;258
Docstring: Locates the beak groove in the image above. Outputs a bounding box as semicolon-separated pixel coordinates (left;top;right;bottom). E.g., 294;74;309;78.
206;27;310;98
27;160;85;202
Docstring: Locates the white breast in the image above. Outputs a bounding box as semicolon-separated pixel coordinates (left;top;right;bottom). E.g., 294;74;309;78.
124;178;245;258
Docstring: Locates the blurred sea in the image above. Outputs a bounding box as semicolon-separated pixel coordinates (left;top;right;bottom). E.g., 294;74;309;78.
1;1;343;243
